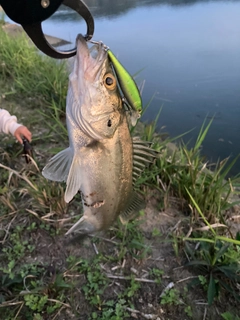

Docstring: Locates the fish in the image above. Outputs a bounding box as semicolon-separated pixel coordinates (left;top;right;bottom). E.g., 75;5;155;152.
42;34;156;235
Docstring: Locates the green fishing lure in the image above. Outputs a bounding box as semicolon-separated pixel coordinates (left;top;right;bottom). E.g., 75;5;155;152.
107;49;142;126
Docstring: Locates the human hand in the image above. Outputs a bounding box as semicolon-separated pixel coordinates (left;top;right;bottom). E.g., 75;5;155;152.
14;126;32;144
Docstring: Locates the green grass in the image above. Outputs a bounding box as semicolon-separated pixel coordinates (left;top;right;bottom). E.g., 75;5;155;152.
0;24;240;319
185;239;240;305
0;27;68;113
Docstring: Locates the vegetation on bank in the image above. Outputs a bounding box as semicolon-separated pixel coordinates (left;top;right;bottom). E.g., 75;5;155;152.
0;25;240;319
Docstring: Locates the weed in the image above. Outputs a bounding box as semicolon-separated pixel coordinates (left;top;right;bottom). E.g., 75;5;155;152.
68;256;109;309
221;311;240;320
198;275;208;291
0;225;36;279
186;240;240;305
112;219;151;261
160;288;181;306
123;276;141;298
91;299;129;320
184;305;193;318
149;268;164;284
24;294;48;313
152;227;162;237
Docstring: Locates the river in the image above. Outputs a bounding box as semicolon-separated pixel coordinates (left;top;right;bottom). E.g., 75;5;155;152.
7;0;240;175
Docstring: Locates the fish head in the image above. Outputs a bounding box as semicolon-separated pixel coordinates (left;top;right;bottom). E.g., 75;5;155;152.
68;34;122;140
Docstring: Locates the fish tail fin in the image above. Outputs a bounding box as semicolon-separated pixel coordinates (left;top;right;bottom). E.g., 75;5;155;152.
64;155;82;203
65;214;97;235
42;147;73;182
120;192;145;224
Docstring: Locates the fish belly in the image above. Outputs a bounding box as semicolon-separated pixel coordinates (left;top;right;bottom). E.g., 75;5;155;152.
79;115;133;231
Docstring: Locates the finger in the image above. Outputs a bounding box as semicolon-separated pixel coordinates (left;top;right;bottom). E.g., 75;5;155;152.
15;133;23;144
23;130;32;142
21;127;32;142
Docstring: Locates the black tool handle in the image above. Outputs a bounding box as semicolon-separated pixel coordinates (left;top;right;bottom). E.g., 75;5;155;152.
0;0;63;25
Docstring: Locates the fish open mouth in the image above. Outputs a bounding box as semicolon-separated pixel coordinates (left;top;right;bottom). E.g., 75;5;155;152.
75;34;108;81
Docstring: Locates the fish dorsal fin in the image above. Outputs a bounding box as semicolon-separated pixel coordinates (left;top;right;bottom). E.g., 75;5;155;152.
119;191;145;224
132;137;158;183
42;147;73;182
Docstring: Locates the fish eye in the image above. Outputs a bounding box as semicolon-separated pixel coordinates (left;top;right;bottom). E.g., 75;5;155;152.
107;119;112;127
103;73;117;90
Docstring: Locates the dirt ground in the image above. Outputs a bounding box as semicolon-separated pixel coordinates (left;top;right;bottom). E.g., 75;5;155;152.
8;187;239;320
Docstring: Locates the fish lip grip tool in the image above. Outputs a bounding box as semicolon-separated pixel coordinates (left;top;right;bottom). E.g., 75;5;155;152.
1;0;94;59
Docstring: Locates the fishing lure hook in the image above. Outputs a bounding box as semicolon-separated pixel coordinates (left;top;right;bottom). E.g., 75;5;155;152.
21;0;94;59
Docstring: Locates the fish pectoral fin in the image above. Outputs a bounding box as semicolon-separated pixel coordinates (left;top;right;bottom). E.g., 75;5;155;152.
42;147;73;182
65;215;97;235
120;192;145;224
64;155;83;203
